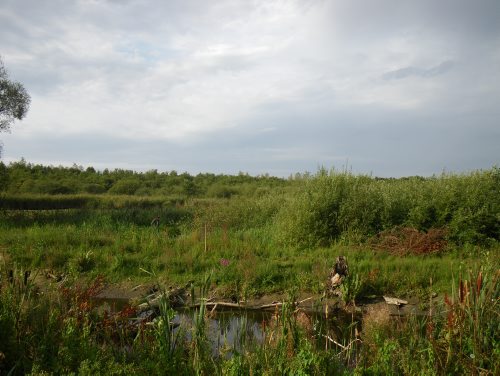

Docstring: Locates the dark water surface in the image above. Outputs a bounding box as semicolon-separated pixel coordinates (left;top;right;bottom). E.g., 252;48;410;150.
92;296;362;356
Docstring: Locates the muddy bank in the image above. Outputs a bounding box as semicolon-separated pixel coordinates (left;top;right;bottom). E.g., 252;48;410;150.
92;282;432;320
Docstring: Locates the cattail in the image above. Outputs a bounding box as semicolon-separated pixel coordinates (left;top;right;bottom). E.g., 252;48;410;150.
476;271;483;295
23;270;30;286
459;278;465;304
444;293;452;307
426;321;434;339
446;310;454;330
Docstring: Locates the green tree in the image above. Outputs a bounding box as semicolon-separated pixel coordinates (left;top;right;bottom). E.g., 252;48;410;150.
0;57;31;133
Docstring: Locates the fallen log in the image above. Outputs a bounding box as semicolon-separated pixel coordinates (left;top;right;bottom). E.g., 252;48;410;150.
181;296;315;311
191;301;279;310
137;288;187;312
137;289;316;314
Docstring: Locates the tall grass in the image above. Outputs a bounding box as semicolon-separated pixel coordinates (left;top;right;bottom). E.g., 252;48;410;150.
0;204;495;297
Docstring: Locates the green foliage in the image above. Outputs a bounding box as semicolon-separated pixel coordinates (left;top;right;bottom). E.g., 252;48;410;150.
340;269;362;305
1;203;496;296
276;170;366;247
1;257;499;374
207;184;239;198
4;162;497;249
276;167;500;247
1;159;288;198
192;194;283;231
70;250;96;273
83;183;107;194
153;291;185;373
0;57;30;132
0;194;188;212
1;163;499;374
108;178;141;195
357;265;499;375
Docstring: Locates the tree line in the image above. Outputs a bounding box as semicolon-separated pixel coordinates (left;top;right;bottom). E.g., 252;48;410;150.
0;159;288;198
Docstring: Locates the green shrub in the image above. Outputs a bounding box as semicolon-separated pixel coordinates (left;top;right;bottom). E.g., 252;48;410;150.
83;183;106;194
108;179;141;195
275;168;500;248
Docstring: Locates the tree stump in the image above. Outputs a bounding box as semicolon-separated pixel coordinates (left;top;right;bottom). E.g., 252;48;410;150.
328;256;349;293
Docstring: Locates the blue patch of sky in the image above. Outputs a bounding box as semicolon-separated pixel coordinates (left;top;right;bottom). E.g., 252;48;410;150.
116;40;181;63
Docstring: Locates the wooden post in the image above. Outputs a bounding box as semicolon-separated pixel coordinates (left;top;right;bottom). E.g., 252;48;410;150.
429;277;433;319
204;223;207;253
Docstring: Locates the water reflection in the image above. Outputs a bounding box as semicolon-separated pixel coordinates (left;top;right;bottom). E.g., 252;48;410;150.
92;296;362;357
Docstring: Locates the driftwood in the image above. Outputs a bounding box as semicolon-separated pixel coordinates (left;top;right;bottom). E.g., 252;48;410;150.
191;297;314;311
137;287;188;312
194;301;243;309
131;284;144;291
383;296;408;306
139;294;315;313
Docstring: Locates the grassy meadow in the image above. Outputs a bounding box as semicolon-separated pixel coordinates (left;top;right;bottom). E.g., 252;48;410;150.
0;162;499;374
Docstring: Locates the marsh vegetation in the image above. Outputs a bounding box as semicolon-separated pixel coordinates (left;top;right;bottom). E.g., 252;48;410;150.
0;162;499;374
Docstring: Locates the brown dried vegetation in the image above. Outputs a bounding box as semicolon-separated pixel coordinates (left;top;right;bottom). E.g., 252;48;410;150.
369;226;448;255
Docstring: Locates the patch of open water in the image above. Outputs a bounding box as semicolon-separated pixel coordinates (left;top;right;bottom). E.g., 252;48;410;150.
92;296;363;357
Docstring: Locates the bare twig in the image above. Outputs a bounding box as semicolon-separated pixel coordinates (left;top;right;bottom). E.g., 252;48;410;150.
298;296;313;304
208;303;218;318
322;335;362;352
192;301;242;309
259;302;283;309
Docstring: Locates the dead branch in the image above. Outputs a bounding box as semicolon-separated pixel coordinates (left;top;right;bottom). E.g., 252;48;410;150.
322;335;362;352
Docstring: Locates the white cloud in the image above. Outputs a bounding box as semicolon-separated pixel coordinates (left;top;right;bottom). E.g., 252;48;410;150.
1;0;499;176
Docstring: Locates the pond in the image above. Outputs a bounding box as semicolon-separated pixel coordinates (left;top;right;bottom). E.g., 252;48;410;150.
92;296;363;357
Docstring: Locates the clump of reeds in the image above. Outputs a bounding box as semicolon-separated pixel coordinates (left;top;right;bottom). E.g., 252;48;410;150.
356;265;499;375
438;268;499;374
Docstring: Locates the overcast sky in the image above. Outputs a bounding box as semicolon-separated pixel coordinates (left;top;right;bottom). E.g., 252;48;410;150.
1;0;499;177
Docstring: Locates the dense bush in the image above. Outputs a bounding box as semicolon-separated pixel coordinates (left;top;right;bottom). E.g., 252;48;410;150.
83;183;106;194
275;168;500;247
107;178;142;195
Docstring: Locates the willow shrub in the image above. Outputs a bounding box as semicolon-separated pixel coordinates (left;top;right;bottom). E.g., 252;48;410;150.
275;167;499;248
